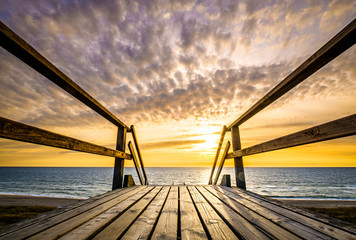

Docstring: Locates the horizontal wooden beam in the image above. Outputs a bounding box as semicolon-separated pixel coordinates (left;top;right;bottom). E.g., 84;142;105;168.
227;18;356;130
0;117;131;159
0;21;130;130
227;114;356;158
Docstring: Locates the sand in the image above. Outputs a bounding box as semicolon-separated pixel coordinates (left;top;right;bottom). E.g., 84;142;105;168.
0;194;84;208
275;198;356;208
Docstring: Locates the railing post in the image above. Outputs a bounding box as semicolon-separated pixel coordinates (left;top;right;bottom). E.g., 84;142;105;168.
208;125;227;184
231;126;246;189
112;126;127;190
131;125;149;185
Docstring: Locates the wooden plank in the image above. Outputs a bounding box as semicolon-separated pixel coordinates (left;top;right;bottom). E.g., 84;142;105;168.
151;186;178;239
64;187;161;240
180;186;208;239
213;141;230;185
30;186;153;240
0;187;131;237
187;186;237;239
122;187;170;240
128;141;144;185
231;126;246;189
0;21;130;129
220;186;353;239
227;18;356;129
203;186;301;240
0;117;131;159
0;186;146;240
208;125;227;185
196;186;269;240
227;114;356;159
113;126;127;190
131;125;149;185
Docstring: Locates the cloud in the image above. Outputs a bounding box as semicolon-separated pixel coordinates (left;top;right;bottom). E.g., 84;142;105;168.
0;0;355;132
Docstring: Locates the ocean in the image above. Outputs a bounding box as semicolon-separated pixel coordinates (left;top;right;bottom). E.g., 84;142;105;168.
0;167;355;200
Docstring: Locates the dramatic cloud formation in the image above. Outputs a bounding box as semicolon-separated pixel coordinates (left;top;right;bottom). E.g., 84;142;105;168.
0;0;355;166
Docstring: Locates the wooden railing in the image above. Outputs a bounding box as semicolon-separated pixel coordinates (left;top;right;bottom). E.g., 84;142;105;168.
209;18;356;188
0;21;148;189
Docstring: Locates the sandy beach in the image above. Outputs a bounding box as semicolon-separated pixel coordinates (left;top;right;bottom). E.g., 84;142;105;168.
0;194;84;208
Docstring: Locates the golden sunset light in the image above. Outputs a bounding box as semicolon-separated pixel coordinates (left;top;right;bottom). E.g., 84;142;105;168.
0;0;355;168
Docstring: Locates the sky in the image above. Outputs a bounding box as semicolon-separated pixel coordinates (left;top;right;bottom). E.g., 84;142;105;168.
0;0;355;167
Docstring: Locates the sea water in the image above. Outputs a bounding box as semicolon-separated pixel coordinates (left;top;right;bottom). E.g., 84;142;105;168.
0;167;355;199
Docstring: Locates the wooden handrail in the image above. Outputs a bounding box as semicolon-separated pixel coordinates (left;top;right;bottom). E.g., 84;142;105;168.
208;125;227;184
0;21;130;130
0;117;131;159
131;125;149;185
128;141;144;185
213;141;230;185
227;114;356;159
227;18;356;130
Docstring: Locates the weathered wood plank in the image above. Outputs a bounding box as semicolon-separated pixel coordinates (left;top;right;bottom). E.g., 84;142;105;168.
231;126;246;189
221;186;354;239
89;187;161;240
122;187;170;240
188;186;237;239
0;187;131;237
128;141;144;185
0;21;129;129
208;125;227;185
33;186;153;240
113;126;128;189
227;18;356;129
204;186;301;240
180;186;208;239
227;114;356;159
213;141;230;185
0;187;146;240
0;117;131;159
196;186;269;240
151;186;178;240
131;125;149;185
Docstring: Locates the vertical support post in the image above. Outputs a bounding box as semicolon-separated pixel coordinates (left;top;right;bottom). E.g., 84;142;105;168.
231;126;246;189
112;126;127;190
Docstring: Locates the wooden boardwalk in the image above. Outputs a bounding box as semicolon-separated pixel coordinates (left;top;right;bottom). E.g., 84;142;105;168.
1;186;355;240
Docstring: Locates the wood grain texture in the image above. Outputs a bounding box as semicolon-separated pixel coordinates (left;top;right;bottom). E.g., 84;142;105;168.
180;186;208;239
227;18;356;129
227;114;356;159
188;186;237;239
90;187;161;240
0;187;143;240
204;186;301;240
222;186;356;239
56;186;152;240
0;21;129;129
113;126;128;190
151;186;178;240
196;187;269;240
231;126;246;189
122;187;170;240
0;117;131;159
208;125;227;185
